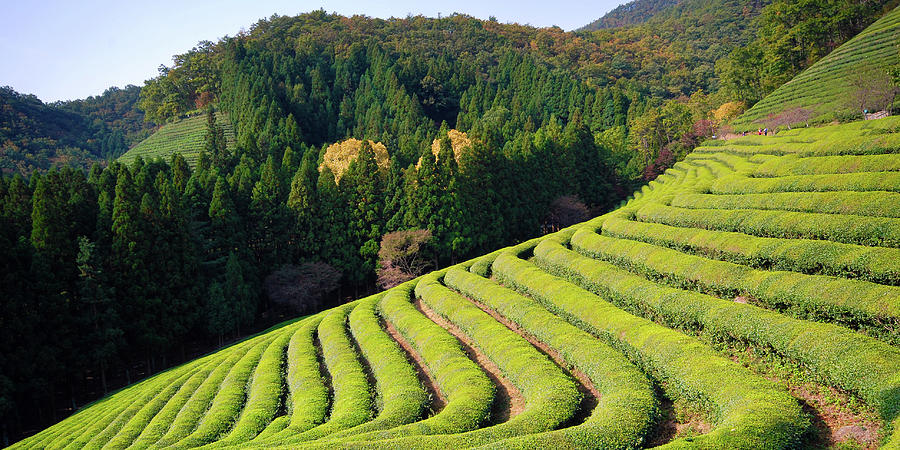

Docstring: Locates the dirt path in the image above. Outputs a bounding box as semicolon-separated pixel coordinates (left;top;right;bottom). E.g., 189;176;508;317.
414;298;525;424
380;317;447;415
462;295;599;426
779;378;881;448
644;396;712;446
313;332;334;420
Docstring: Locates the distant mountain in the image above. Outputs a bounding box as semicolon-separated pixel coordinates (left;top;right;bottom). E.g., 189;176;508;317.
0;85;151;175
579;0;680;31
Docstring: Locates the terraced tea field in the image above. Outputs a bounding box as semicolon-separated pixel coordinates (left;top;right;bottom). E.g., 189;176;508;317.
14;116;900;448
117;112;235;167
734;5;900;129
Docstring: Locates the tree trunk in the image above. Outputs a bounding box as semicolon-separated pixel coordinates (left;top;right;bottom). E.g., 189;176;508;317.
69;377;76;412
100;362;108;394
50;386;56;421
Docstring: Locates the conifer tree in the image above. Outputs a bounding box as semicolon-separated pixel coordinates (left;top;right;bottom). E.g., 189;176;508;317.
250;155;290;268
287;148;320;260
75;236;121;394
343;141;385;278
170;153;192;193
208;175;240;267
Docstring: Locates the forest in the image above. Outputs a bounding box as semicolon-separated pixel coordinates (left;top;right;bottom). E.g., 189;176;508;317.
1;0;897;442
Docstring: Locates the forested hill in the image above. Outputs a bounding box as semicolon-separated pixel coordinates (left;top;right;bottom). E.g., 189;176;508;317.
0;85;152;175
578;0;680;31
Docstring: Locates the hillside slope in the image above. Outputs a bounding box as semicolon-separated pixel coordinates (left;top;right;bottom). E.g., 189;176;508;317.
14;116;900;448
734;5;900;129
117;112;235;167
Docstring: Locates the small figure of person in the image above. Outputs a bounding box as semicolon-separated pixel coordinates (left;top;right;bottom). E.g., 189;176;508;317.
764;127;768;136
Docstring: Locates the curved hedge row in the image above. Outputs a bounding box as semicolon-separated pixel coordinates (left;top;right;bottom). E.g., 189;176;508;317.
534;239;900;448
753;154;900;177
207;322;297;446
670;191;900;218
322;293;428;439
102;365;207;449
269;302;374;445
83;366;202;449
444;266;657;449
602;215;900;285
250;316;326;442
491;251;808;449
571;228;900;339
354;281;494;442
635;202;900;248
127;357;227;448
389;270;582;447
710;172;900;194
151;336;271;448
172;332;278;448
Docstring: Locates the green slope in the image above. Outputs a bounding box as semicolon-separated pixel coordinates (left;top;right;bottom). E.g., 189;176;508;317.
117;112;235;167
15;9;900;448
734;5;900;129
14;116;900;449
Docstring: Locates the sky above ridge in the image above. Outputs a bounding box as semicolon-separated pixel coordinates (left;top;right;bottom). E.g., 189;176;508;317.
0;0;624;103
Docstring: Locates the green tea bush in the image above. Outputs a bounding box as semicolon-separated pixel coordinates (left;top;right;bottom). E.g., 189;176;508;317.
711;172;900;194
267;302;374;445
491;251;808;449
445;266;657;449
635;202;900;247
534;239;900;447
208;323;297;446
752;153;900;177
671;191;900;218
322;294;428;438
253;316;327;442
572;228;900;339
173;334;277;448
602;215;900;285
352;281;494;441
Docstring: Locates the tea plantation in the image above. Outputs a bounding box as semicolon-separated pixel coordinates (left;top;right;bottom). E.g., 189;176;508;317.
117;112;235;167
12;115;900;448
734;5;900;129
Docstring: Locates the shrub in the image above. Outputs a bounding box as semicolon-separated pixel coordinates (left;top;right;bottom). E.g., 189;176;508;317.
491;251;808;449
602;214;900;285
322;294;428;438
635;202;900;248
571;228;900;340
445;266;657;449
534;239;900;446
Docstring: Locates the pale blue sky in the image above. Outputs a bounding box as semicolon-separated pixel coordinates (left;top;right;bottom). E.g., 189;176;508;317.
0;0;623;103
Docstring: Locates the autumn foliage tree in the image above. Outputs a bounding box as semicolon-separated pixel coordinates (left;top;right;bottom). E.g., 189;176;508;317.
376;229;433;289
